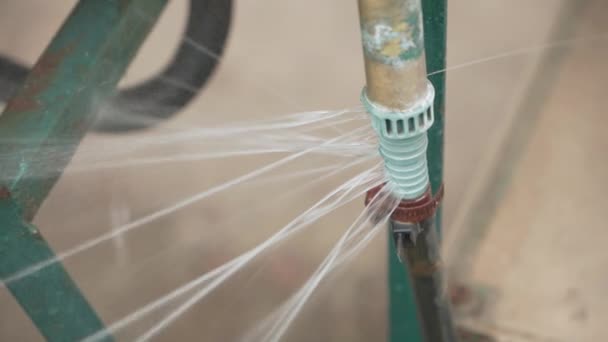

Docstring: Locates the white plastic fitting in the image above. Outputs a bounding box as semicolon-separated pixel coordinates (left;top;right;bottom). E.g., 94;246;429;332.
361;81;435;199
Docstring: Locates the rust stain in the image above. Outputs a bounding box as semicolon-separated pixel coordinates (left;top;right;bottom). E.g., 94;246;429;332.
0;186;11;199
410;260;440;276
4;96;40;113
3;43;77;114
449;284;472;307
449;283;485;317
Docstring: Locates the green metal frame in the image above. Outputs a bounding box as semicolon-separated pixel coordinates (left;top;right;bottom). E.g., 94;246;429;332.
0;0;166;340
388;0;447;341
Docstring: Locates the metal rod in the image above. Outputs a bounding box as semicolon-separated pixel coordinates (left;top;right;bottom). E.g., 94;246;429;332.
392;218;457;342
422;0;447;209
0;0;166;340
393;0;453;340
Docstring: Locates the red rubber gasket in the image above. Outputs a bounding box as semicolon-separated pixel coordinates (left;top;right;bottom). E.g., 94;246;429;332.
365;183;444;223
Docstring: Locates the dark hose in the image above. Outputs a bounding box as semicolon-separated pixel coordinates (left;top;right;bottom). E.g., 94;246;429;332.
392;218;458;342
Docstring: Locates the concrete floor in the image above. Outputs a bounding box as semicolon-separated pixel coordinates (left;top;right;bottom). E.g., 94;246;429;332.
460;1;608;341
1;0;606;341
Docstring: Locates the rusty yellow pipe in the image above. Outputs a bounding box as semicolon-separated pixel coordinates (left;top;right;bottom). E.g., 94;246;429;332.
358;0;429;110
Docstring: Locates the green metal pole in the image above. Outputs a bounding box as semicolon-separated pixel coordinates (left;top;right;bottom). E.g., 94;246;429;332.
388;234;425;341
423;0;447;203
388;1;447;341
0;0;166;340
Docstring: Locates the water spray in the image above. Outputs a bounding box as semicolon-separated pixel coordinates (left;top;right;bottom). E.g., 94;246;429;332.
358;0;457;341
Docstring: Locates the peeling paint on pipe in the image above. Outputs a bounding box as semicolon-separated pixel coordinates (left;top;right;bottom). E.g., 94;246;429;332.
358;0;428;109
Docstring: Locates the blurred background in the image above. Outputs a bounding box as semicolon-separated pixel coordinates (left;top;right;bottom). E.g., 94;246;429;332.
1;0;607;341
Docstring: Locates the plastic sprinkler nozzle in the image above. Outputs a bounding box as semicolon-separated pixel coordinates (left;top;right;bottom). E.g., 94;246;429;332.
361;81;435;200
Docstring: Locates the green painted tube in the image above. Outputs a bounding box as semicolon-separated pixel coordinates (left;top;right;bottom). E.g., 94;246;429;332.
423;0;447;206
387;1;447;341
0;0;166;340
